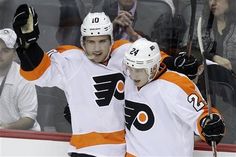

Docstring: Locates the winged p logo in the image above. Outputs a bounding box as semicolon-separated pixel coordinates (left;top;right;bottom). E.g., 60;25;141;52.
93;73;125;107
125;100;154;131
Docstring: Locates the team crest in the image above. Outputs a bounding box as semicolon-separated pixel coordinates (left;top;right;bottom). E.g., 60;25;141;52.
93;73;125;106
125;100;154;131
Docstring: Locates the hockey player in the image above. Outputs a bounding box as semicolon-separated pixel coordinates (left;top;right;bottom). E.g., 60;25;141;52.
13;4;131;157
123;39;225;157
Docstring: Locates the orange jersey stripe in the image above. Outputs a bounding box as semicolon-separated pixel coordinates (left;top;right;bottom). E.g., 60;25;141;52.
111;40;130;53
56;45;82;53
20;53;51;81
159;71;202;100
125;152;136;157
70;130;125;149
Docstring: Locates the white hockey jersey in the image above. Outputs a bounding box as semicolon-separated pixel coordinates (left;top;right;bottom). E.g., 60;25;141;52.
124;68;218;157
20;40;131;156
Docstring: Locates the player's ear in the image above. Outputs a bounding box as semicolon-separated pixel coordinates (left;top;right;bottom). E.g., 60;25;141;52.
82;37;87;49
150;64;158;79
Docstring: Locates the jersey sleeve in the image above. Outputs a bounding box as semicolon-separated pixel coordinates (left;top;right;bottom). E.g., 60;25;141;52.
17;43;83;90
160;71;219;138
174;89;219;139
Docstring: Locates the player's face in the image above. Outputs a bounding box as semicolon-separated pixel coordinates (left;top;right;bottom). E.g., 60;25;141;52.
127;67;149;88
84;35;111;63
0;40;14;70
209;0;229;17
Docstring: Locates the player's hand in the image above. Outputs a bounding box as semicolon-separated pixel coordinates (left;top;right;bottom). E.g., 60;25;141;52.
174;52;199;80
213;55;232;70
113;10;133;28
163;51;199;80
126;25;141;42
200;113;225;146
13;4;39;48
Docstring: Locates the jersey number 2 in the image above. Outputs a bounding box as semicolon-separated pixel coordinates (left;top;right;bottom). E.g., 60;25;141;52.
188;93;205;112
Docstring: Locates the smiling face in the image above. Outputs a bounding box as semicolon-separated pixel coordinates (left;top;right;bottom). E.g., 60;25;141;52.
83;35;112;63
209;0;229;17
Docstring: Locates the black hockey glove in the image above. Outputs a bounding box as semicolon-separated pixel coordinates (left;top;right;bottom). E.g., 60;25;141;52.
64;104;71;124
13;4;39;48
163;52;199;80
174;52;199;80
200;113;225;146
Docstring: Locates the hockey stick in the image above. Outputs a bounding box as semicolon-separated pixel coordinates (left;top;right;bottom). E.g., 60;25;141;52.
197;16;217;157
187;0;197;57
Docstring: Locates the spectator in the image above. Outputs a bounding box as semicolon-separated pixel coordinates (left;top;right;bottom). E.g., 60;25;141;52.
202;0;236;71
123;38;225;156
0;28;40;131
201;0;236;106
103;0;141;41
13;4;131;157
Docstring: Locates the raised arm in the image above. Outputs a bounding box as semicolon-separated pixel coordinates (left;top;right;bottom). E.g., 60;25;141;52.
13;4;45;73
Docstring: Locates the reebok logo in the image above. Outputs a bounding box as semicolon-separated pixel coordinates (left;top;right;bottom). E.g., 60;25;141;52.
93;73;125;107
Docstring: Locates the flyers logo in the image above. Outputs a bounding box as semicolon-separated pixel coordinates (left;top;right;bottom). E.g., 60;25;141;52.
93;73;125;107
125;100;154;131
